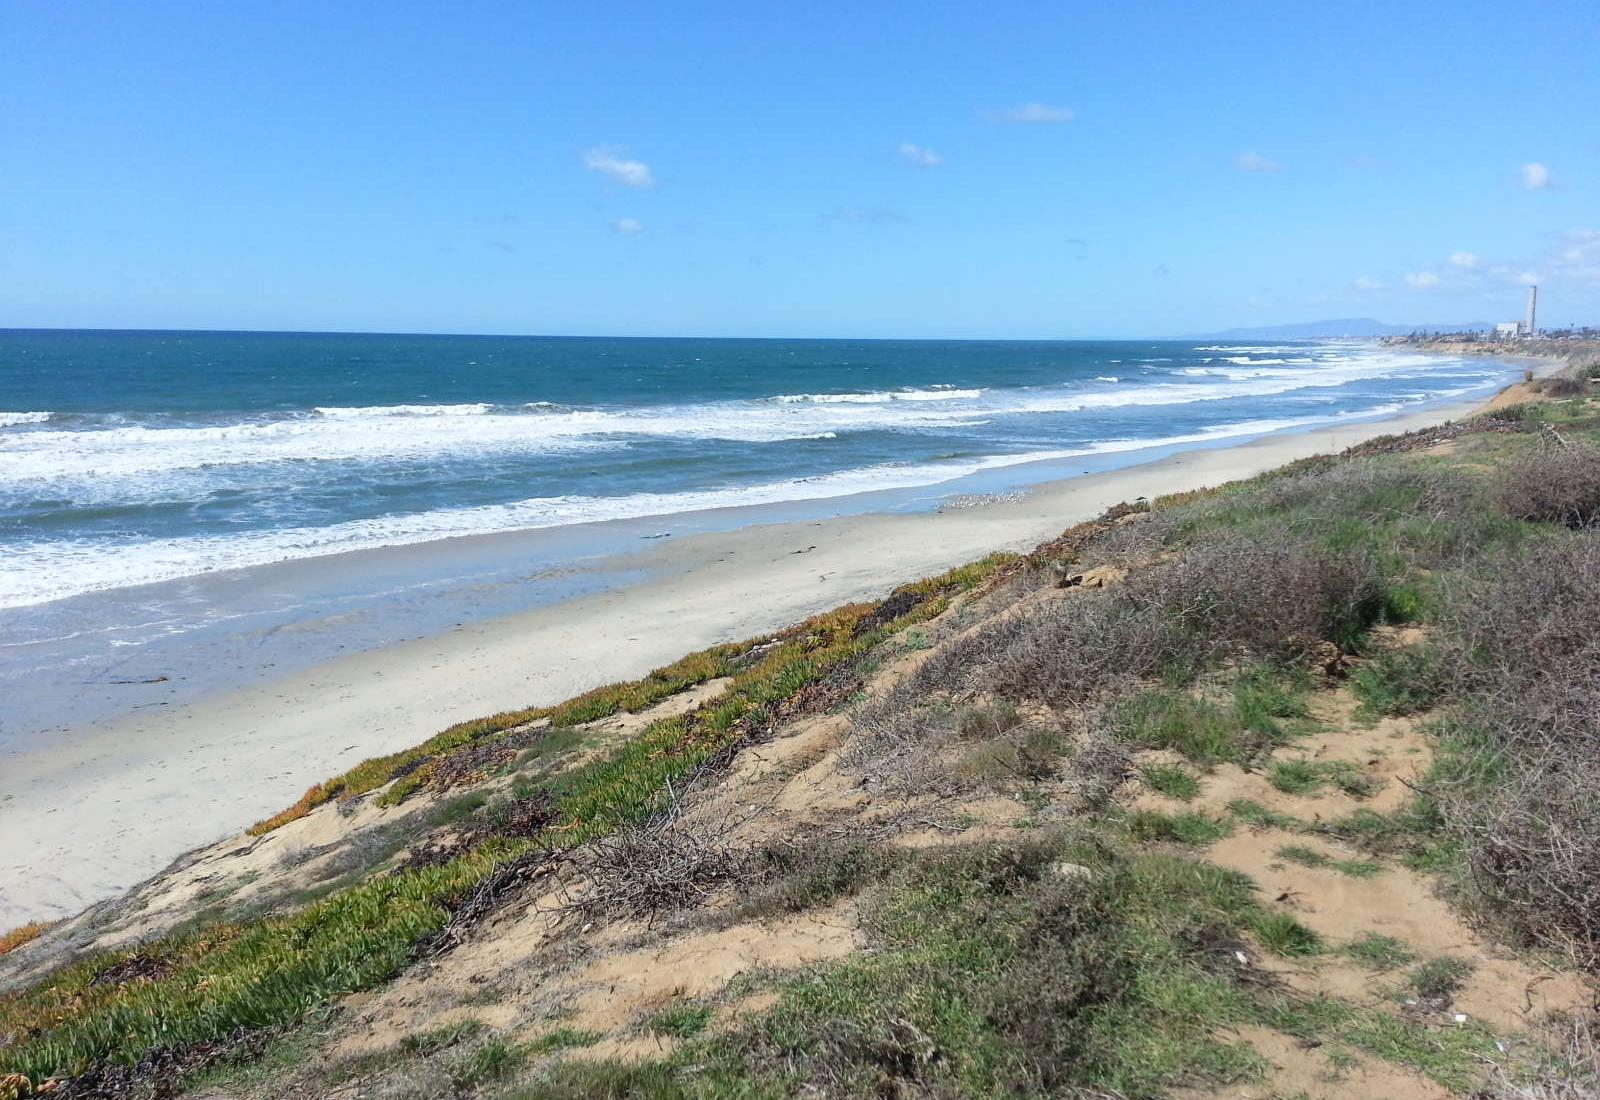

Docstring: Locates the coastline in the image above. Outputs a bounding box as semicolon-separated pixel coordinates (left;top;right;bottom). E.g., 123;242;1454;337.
0;380;1556;927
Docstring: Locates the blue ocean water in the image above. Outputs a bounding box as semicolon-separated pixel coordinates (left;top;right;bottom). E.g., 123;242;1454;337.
0;329;1519;611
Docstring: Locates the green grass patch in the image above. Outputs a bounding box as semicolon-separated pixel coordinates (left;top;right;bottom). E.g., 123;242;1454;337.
1108;668;1309;767
1225;799;1301;830
1256;994;1497;1092
525;1026;603;1054
645;1002;713;1039
1268;759;1381;799
1341;933;1416;971
1140;762;1200;801
1267;759;1322;795
1273;844;1383;878
712;838;1272;1098
1316;799;1458;873
1249;911;1322;957
1123;810;1232;846
398;1018;487;1057
1350;644;1448;719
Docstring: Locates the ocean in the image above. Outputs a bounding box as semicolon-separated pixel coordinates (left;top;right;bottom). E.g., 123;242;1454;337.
0;329;1521;742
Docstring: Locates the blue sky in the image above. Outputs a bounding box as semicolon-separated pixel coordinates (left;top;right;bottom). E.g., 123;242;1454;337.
3;0;1596;337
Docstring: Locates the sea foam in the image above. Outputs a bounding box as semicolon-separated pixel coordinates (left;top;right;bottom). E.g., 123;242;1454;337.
0;404;1444;610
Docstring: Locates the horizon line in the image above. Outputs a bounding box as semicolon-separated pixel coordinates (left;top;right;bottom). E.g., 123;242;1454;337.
0;323;1421;343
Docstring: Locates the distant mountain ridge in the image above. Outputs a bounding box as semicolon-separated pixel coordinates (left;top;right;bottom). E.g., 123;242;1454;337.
1185;318;1493;340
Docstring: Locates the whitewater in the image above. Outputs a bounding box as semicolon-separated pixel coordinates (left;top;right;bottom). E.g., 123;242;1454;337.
1;332;1519;611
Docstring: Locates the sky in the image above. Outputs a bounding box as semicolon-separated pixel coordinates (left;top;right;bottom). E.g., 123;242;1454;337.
2;0;1597;338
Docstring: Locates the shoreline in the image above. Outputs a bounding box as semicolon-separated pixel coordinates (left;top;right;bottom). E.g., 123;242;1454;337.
0;377;1558;927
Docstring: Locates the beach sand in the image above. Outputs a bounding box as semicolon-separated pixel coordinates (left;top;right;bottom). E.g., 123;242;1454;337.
0;393;1530;926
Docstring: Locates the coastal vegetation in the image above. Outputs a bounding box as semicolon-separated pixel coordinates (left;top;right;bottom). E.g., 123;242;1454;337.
4;373;1600;1098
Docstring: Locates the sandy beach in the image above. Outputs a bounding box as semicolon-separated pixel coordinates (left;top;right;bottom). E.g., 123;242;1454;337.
0;390;1539;926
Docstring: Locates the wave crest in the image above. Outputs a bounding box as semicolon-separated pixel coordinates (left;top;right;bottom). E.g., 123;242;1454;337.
313;403;493;418
771;386;982;404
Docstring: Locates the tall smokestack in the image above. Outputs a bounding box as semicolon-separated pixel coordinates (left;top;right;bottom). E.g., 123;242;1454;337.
1524;285;1538;335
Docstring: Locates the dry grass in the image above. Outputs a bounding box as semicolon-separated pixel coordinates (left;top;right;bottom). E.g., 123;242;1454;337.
1496;443;1600;529
0;923;52;959
1482;1012;1600;1099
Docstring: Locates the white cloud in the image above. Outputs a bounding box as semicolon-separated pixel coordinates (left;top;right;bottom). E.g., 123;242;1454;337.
1521;162;1552;190
898;142;942;168
1449;251;1480;269
985;102;1077;124
1553;227;1600;286
1234;151;1281;173
1404;271;1440;289
582;147;654;188
611;217;644;236
1352;276;1386;291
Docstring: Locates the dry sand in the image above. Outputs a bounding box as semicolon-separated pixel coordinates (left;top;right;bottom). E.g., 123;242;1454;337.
0;395;1522;926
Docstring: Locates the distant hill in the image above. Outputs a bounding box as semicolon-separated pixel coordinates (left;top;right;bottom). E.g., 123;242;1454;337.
1186;318;1494;340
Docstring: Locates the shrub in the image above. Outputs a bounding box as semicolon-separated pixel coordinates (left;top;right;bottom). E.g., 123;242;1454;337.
1538;376;1586;398
1495;444;1600;528
973;533;1386;710
1409;957;1474;1003
1092;459;1478;568
1480;1011;1600;1100
1432;537;1600;963
1129;533;1386;659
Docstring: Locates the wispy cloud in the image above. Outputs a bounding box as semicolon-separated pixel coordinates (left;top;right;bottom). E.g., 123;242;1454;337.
582;146;655;188
1521;162;1552;190
984;102;1077;124
611;217;644;236
1553;227;1600;286
1352;276;1386;291
824;206;910;225
897;142;942;167
1234;151;1282;173
1360;228;1599;304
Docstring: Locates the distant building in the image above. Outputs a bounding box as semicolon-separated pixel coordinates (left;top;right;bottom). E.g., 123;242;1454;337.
1492;286;1539;338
